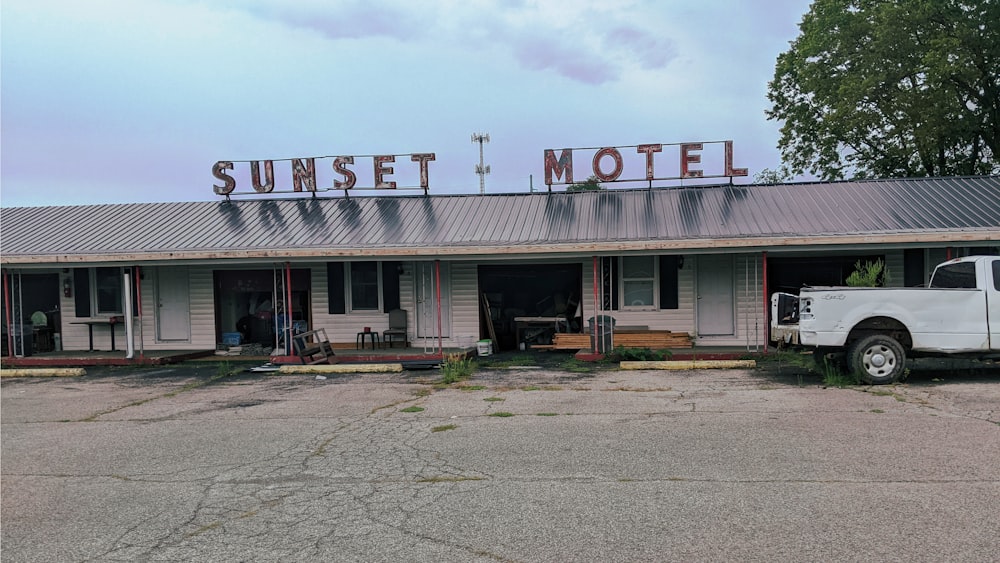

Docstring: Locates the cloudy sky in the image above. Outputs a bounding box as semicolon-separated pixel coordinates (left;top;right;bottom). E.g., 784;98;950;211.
1;0;813;207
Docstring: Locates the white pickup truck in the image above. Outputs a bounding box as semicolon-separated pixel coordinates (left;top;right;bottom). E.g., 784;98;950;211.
771;255;1000;384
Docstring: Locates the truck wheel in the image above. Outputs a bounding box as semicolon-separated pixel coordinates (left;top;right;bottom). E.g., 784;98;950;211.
848;335;906;384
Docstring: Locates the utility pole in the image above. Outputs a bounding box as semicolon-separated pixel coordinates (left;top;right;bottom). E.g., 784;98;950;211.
471;132;490;195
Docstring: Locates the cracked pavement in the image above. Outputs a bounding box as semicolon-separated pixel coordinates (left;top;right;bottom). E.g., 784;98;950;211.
2;362;999;562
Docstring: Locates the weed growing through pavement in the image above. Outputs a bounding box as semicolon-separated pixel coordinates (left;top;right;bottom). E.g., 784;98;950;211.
440;353;476;384
489;411;514;417
536;413;558;416
400;406;425;413
483;397;505;402
431;424;458;432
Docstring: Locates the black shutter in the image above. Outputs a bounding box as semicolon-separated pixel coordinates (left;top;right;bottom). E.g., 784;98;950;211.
129;267;140;314
903;249;925;287
327;262;345;314
382;261;400;312
659;256;679;309
73;268;91;317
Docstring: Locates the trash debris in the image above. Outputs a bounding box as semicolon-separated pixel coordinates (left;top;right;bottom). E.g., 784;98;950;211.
249;363;280;373
315;375;327;380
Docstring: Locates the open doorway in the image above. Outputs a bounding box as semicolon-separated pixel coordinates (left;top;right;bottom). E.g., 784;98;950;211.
213;268;311;348
2;272;61;355
478;263;582;351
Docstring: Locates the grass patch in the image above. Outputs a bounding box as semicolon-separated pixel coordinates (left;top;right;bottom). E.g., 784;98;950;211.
440;353;476;384
521;385;541;391
536;412;558;417
489;411;514;417
480;354;538;368
816;356;860;388
431;424;458;432
870;409;885;413
457;384;486;391
483;397;505;402
558;357;598;373
400;406;425;413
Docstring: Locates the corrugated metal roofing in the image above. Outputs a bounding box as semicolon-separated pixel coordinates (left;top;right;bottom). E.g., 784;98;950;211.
2;176;998;264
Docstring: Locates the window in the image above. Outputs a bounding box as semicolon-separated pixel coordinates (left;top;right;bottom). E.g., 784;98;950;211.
621;256;656;308
94;267;123;314
930;262;978;289
347;262;381;311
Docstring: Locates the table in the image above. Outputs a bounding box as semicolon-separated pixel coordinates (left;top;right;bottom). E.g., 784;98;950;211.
514;316;568;348
71;318;121;351
356;331;380;350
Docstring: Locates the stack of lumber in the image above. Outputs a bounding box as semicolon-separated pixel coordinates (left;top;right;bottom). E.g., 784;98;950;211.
551;330;692;350
614;330;692;349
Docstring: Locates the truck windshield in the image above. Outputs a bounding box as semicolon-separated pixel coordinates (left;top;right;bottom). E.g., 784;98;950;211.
929;262;978;289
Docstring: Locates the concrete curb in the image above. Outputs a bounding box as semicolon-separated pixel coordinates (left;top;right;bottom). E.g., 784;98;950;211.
0;368;88;378
276;363;404;375
620;360;757;370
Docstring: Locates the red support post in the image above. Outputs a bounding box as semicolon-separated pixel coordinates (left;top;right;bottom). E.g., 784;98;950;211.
435;260;443;358
762;251;769;355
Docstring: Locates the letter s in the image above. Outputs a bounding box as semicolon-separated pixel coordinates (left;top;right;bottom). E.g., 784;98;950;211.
213;161;236;195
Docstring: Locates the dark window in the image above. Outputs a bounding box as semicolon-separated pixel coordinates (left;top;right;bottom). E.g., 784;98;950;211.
992;260;999;292
95;267;122;314
930;262;978;289
349;262;380;311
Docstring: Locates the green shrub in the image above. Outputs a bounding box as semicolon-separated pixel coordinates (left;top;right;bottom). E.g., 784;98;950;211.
613;346;672;361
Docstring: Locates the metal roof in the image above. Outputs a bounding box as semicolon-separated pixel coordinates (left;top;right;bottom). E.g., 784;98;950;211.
2;176;998;265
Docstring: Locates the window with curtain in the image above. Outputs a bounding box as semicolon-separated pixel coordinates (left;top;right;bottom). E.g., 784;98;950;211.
621;256;656;308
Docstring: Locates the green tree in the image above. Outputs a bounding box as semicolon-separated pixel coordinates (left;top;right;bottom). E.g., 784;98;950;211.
766;0;999;180
566;175;604;191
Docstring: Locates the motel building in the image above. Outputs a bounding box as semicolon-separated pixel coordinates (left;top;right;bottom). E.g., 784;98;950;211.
1;140;998;366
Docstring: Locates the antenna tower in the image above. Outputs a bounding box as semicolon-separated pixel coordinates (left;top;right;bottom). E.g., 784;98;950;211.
471;132;491;195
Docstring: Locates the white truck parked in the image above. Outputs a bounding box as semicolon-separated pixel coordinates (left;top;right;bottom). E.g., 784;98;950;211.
771;255;1000;384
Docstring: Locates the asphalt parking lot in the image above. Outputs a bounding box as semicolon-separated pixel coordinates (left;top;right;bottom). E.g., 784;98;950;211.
2;360;999;562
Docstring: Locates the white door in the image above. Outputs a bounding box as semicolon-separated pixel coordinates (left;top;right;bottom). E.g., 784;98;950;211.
156;266;190;341
696;255;735;337
416;261;451;338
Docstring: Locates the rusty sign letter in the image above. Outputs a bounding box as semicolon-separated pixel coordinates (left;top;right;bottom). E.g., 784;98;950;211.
333;156;356;189
250;160;275;193
291;158;317;192
636;144;662;181
724;140;748;177
680;143;703;178
592;147;624;182
544;149;574;185
212;161;236;195
374;155;396;189
410;153;436;188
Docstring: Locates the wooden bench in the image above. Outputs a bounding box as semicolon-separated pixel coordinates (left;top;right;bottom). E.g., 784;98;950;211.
292;329;337;365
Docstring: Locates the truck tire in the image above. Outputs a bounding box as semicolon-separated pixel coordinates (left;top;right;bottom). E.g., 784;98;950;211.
848;335;907;384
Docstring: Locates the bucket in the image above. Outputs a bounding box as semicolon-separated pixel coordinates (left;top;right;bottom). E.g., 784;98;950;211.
477;339;493;356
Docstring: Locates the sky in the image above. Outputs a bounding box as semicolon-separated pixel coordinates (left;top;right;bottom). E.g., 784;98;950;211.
1;0;814;208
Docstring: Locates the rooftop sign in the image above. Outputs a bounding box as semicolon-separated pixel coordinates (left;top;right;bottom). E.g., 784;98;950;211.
543;140;747;188
212;153;436;197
